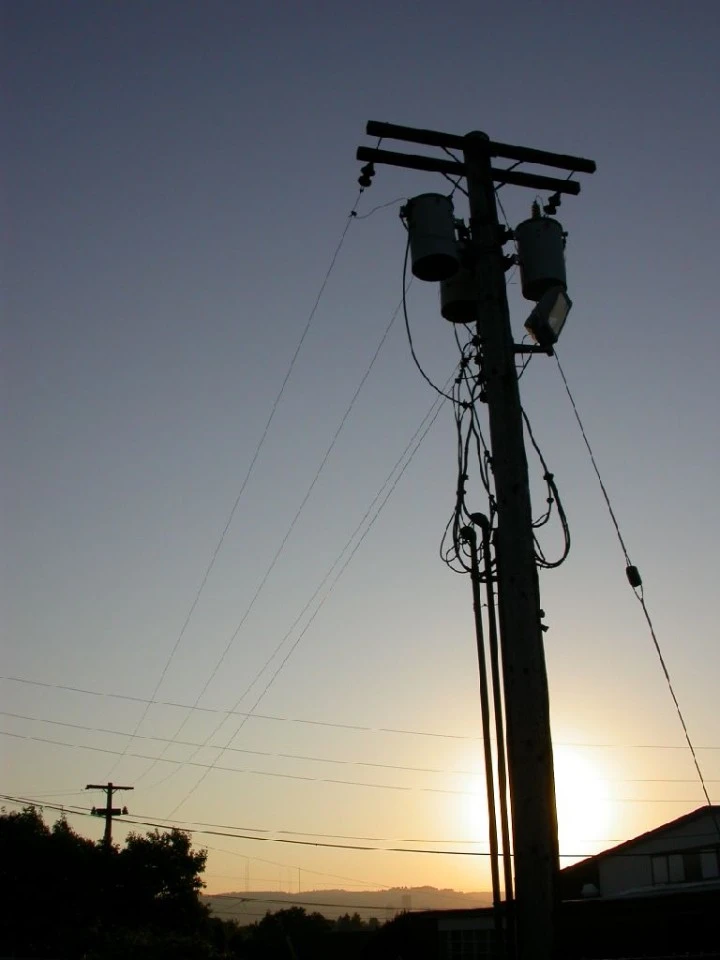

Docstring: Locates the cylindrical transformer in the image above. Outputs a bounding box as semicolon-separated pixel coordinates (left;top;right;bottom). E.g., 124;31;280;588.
404;193;459;282
440;266;477;324
514;215;567;302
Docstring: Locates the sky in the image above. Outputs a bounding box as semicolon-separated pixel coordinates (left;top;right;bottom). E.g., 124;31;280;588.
3;0;720;904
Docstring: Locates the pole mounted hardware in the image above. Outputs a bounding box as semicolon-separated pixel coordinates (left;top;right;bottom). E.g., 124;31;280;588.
356;119;595;960
85;781;134;850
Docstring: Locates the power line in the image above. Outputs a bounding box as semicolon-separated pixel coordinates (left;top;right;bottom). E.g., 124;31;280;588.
3;730;716;807
3;795;715;861
0;794;506;855
135;295;404;788
353;196;407;219
135;381;448;801
202;844;493;907
106;187;367;777
0;723;481;798
208;890;423;913
401;236;456;402
164;394;449;815
0;709;481;776
202;841;393;891
5;675;720;751
6;713;719;788
521;407;571;568
554;352;718;832
138;814;489;847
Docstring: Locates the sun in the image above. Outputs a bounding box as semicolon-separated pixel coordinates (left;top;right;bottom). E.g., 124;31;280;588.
452;743;611;873
553;745;610;861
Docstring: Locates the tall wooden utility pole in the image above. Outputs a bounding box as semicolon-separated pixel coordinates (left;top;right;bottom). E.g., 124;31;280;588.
357;121;595;960
463;130;558;957
85;781;133;850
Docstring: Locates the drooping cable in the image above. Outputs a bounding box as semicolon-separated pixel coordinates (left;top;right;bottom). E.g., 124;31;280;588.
163;390;449;816
0;794;650;859
554;352;719;832
0;708;481;776
3;794;710;860
133;297;403;786
439;329;496;576
521;408;571;568
0;728;481;798
136;387;451;796
401;237;456;402
7;674;720;750
353;197;408;220
105;187;367;778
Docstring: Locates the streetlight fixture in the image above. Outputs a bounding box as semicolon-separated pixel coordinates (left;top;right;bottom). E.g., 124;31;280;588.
524;286;572;350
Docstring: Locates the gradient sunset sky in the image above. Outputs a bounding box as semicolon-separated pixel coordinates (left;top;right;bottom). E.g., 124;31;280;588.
3;0;720;901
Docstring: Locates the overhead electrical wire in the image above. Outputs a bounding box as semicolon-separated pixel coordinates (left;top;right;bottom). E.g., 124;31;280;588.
440;329;496;576
521;408;571;568
3;731;714;807
196;890;425;914
5;675;720;751
202;840;394;893
134;378;449;799
353;197;408;219
205;844;392;892
441;173;469;199
554;351;719;834
0;710;481;776
106;186;368;778
439;146;469;198
0;729;477;797
401;238;456;402
163;389;450;815
5;713;719;787
3;795;713;860
205;889;489;913
134;291;406;788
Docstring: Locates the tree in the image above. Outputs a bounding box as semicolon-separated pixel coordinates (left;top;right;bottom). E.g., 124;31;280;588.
335;911;366;931
0;806;104;956
116;828;209;932
0;808;217;958
245;907;332;959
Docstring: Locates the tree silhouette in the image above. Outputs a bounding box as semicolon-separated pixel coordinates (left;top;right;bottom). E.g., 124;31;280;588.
0;807;222;959
115;828;209;932
244;907;332;959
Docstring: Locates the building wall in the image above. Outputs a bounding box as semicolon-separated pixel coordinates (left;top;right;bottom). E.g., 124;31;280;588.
597;810;720;897
599;852;652;896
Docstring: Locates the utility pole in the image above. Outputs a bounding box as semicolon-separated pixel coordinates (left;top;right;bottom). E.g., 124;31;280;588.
463;130;558;958
356;122;595;960
85;781;133;850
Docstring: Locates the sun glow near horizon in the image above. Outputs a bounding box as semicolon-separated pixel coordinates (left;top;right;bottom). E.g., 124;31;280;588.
554;745;612;861
454;742;612;872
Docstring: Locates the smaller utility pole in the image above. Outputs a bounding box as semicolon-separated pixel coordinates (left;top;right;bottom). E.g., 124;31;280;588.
85;781;133;850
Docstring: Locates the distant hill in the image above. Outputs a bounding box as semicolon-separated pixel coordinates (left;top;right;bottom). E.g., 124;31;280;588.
204;886;492;925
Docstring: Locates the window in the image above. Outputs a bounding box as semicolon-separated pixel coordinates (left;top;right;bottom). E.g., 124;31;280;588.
668;854;684;882
651;847;720;885
651;855;668;884
701;849;719;879
684;852;702;882
439;928;497;960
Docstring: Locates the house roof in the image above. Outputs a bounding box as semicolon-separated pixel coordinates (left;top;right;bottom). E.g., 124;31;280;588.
561;805;720;875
